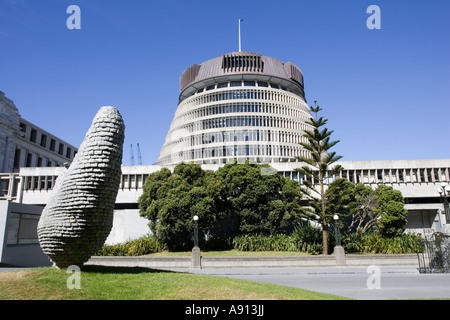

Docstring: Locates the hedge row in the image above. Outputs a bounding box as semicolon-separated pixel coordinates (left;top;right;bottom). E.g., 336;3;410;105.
96;231;422;256
232;233;323;255
233;232;421;255
342;232;421;254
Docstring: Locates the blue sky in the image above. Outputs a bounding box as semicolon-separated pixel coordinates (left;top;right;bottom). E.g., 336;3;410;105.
1;0;449;165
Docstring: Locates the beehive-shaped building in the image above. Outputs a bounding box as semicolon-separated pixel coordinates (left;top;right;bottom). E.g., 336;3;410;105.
157;52;313;165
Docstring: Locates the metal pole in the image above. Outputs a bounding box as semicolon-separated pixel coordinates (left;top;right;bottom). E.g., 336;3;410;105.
444;199;450;224
194;220;198;247
333;215;341;246
438;184;450;224
238;19;243;52
335;222;341;246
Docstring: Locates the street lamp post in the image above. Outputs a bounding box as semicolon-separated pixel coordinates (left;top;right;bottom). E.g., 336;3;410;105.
437;183;450;224
193;215;199;247
192;215;201;268
333;214;345;266
333;214;341;246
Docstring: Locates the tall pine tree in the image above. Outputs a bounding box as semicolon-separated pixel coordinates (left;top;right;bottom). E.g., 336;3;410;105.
296;101;344;255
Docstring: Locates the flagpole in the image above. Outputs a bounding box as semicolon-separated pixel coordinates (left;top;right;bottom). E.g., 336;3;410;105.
239;19;244;52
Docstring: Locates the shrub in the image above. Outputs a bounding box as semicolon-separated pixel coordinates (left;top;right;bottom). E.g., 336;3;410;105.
200;235;234;251
232;232;323;255
232;234;297;252
291;222;325;254
97;235;162;256
342;232;421;254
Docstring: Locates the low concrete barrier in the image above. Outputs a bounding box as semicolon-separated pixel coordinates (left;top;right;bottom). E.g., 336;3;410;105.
345;254;419;267
86;256;192;269
86;253;419;269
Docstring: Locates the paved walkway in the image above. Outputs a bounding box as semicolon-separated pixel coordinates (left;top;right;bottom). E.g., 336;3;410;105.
165;266;450;300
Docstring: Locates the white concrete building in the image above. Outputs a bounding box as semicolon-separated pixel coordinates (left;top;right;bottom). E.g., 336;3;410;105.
158;52;312;165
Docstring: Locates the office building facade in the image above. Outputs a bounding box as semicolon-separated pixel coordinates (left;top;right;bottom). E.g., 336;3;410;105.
0;91;77;174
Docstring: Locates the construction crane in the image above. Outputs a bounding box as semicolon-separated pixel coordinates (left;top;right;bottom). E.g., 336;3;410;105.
130;144;135;165
137;143;142;165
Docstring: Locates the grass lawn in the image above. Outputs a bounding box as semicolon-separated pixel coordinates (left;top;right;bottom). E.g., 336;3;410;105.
0;265;349;300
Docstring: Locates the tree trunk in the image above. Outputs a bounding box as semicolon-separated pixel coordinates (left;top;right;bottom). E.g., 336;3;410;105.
320;172;328;255
322;221;328;255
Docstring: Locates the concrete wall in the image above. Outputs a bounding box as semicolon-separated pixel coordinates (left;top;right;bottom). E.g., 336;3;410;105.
0;201;51;267
105;209;151;245
86;253;419;269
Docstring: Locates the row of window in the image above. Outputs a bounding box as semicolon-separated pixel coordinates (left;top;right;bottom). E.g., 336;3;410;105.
193;115;309;132
181;88;305;111
20;121;75;159
189;145;306;160
197;81;287;93
21;175;58;191
159;144;309;165
279;167;450;185
182;80;303;102
172;101;310;130
342;167;450;184
190;129;307;145
160;130;308;159
161;116;309;156
18;167;450;194
13;149;68;170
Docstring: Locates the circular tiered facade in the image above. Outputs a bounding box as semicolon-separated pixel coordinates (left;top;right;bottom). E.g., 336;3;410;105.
157;52;313;165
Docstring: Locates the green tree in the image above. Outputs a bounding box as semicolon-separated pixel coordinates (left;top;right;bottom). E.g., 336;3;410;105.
216;162;303;235
295;101;344;255
324;178;355;220
374;185;408;237
138;163;226;251
346;184;380;234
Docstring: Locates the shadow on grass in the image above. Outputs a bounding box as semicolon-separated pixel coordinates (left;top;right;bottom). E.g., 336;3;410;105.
81;265;176;274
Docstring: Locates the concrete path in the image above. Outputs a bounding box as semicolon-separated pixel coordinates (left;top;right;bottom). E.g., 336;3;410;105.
165;266;450;300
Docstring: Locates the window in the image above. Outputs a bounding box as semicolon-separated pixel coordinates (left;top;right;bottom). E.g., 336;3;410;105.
7;213;40;244
26;153;32;167
19;122;26;133
66;147;72;159
206;85;215;91
230;81;242;87
50;139;56;151
40;134;47;148
244;81;255;86
13;149;21;169
258;82;268;87
30;129;37;143
58;143;64;155
217;82;228;88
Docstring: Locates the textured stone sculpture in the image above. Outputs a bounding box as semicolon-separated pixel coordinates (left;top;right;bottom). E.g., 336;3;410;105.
37;106;125;268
